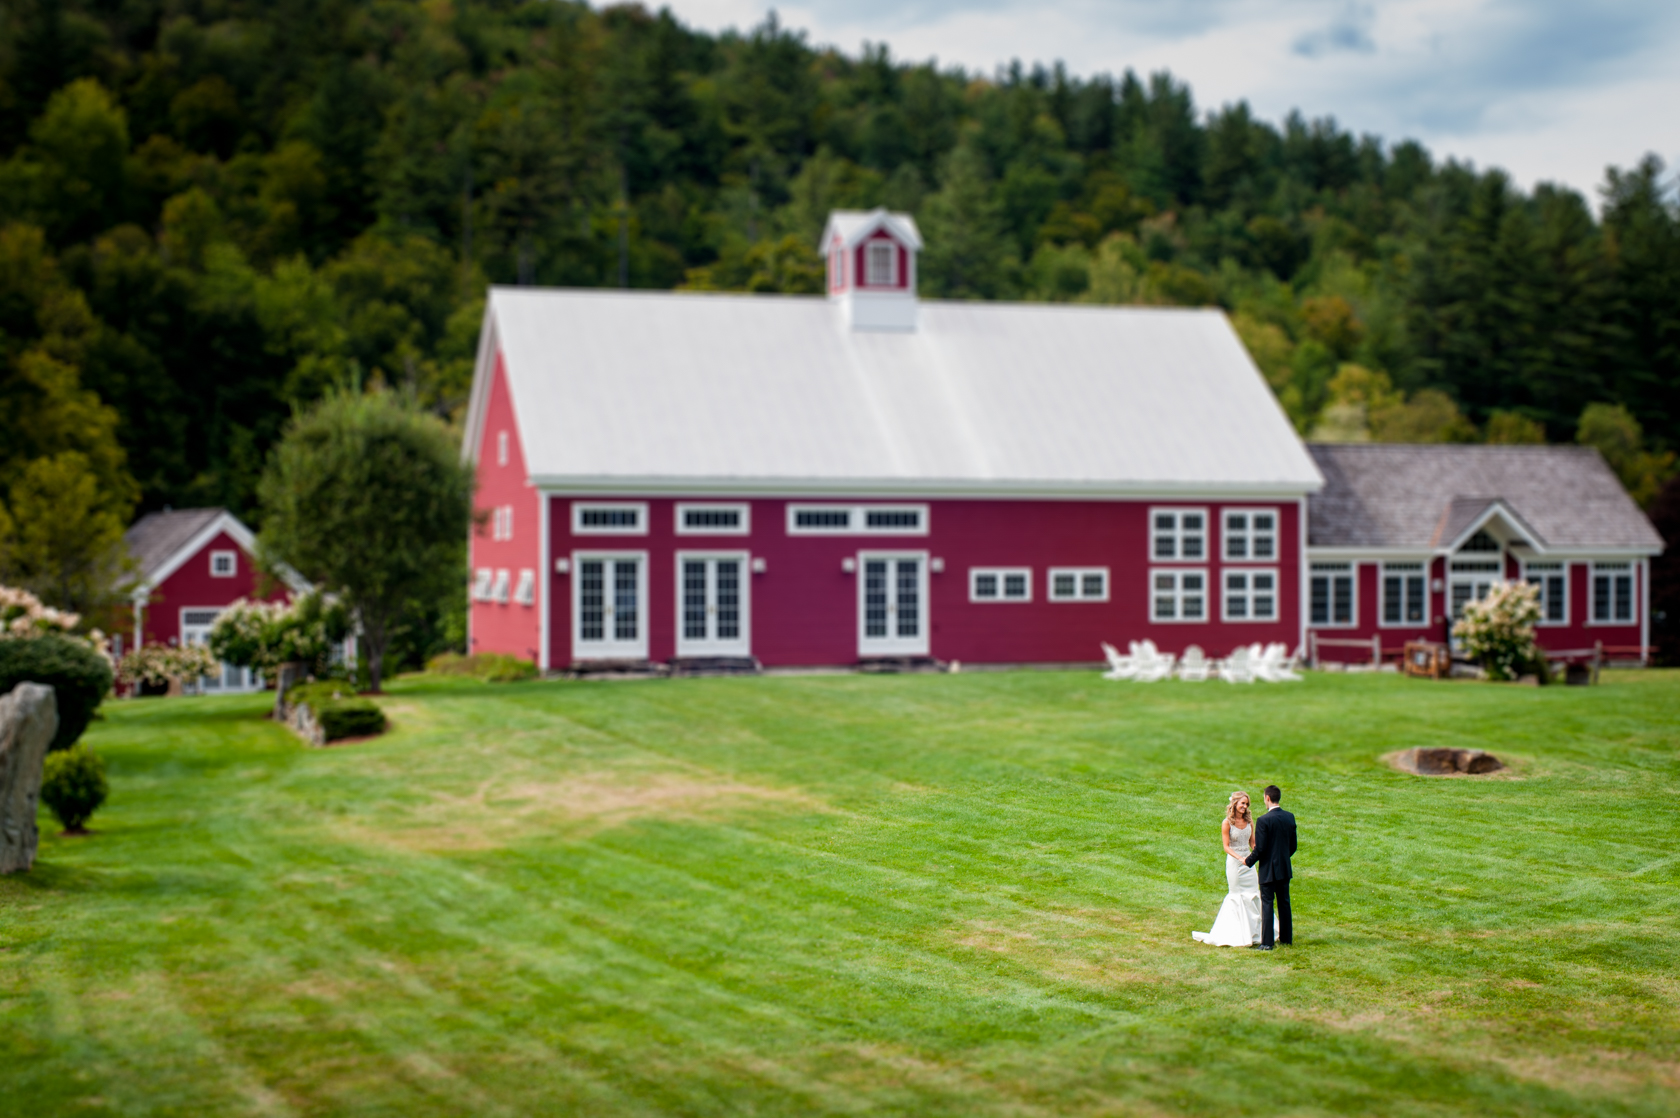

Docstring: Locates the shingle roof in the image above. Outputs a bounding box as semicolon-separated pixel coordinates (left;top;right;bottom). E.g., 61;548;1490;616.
1307;444;1662;553
125;508;226;582
475;289;1324;495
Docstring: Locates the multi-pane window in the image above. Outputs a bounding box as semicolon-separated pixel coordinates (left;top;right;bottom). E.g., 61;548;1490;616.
514;569;535;606
490;505;515;541
866;241;896;286
1049;568;1108;601
1310;562;1355;626
1524;561;1567;624
1383;562;1428;625
786;505;928;535
210;550;237;577
1223;509;1277;561
1592;562;1634;623
676;503;750;535
497;430;509;466
1151;508;1207;561
1150;569;1207;622
970;568;1031;602
491;569;510;603
471;568;493;601
1223;569;1278;621
573;503;647;535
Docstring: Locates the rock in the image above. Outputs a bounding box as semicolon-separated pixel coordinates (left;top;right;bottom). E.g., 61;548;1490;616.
0;683;59;874
1394;746;1505;776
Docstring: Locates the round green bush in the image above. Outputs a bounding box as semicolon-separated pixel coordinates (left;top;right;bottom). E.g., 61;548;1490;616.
318;700;387;742
0;634;114;750
41;745;108;833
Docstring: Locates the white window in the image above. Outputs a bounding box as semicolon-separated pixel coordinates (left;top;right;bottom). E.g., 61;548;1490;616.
676;552;751;657
573;502;648;536
1309;562;1356;627
574;553;649;660
676;503;750;536
1524;561;1568;625
1150;508;1207;562
1223;568;1278;621
786;505;928;536
514;568;535;606
209;550;237;577
472;568;493;601
490;505;514;541
497;430;509;466
1151;568;1207;622
970;567;1031;602
1223;509;1278;562
491;569;510;603
865;241;896;286
1591;562;1634;623
1049;567;1109;602
1383;562;1429;626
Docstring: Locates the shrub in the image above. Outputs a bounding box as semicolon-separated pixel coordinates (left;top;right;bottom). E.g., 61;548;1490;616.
317;700;387;741
0;633;114;750
210;592;350;678
424;652;538;683
286;680;356;710
115;643;219;691
1452;581;1545;681
41;745;108;832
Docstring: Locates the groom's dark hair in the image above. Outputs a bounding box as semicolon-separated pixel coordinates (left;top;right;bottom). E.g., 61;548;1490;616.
1264;785;1282;804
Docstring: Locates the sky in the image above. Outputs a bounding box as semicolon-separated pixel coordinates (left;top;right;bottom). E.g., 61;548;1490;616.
660;0;1680;202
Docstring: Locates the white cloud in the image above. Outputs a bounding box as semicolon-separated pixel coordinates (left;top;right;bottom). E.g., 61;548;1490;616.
662;0;1680;198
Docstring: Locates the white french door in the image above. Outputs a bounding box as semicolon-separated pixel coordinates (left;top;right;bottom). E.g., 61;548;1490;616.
180;608;257;692
676;553;751;657
573;553;648;660
858;552;930;657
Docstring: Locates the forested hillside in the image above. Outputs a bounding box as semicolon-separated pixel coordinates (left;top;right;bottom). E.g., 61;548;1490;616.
1;0;1677;544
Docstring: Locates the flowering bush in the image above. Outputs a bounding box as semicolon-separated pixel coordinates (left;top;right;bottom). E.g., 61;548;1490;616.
1452;581;1544;681
116;643;220;689
208;592;350;678
0;584;80;638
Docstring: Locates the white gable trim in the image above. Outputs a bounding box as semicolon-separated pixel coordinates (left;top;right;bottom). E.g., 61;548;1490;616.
132;512;310;598
1442;500;1546;555
819;208;924;252
461;305;501;466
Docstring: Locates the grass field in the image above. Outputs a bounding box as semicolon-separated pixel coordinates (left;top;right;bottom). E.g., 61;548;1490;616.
2;668;1678;1117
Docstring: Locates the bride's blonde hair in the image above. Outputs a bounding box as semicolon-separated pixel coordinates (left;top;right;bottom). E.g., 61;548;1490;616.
1225;791;1253;826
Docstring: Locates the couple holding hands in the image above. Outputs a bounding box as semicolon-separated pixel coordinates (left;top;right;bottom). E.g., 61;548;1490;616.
1191;785;1297;950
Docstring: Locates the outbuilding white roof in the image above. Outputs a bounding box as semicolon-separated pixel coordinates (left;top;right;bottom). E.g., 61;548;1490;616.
469;288;1323;496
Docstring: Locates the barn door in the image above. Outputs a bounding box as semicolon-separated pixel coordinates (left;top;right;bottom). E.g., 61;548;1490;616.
858;552;929;657
573;554;648;660
676;553;750;658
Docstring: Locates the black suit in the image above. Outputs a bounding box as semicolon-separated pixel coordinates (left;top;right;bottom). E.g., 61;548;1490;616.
1245;806;1296;946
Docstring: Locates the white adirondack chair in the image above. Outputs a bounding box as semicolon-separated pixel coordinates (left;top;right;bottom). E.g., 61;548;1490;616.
1218;644;1256;684
1100;641;1139;681
1177;645;1212;682
1255;642;1302;682
1135;642;1177;682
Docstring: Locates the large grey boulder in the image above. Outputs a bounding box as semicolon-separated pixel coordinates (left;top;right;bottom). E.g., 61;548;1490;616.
0;683;59;874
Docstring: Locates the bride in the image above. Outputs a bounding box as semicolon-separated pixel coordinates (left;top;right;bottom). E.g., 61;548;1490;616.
1191;791;1273;947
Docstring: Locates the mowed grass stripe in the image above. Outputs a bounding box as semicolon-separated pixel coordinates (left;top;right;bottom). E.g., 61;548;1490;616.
1;670;1676;1115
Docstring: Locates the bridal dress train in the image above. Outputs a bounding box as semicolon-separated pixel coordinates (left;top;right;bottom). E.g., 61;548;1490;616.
1191;824;1276;947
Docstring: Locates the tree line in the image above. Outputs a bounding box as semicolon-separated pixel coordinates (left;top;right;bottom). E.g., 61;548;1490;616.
0;0;1676;663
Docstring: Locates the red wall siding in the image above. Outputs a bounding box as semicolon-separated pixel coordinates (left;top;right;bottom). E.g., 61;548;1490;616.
853;230;910;290
141;530;285;645
537;496;1302;668
467;352;543;663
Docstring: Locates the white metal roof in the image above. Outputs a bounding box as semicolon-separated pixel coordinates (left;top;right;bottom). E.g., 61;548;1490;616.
469;288;1323;496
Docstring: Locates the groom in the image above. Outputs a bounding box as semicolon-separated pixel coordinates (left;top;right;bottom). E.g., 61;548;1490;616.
1245;784;1296;950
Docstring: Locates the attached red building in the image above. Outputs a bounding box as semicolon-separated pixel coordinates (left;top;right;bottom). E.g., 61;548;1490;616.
462;208;1326;670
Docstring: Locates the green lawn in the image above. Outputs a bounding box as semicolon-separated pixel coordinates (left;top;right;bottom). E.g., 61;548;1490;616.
3;669;1678;1117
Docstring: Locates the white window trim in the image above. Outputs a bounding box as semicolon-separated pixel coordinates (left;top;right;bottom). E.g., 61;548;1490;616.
514;568;536;607
969;567;1032;603
471;568;493;601
1149;506;1210;564
1222;507;1280;563
1379;561;1432;629
856;550;931;657
491;569;511;604
1308;562;1358;629
786;504;930;536
209;549;237;578
497;430;509;466
572;550;651;660
673;550;752;658
675;502;751;536
572;501;649;536
1522;560;1569;627
1587;561;1636;626
865;240;897;286
1221;566;1281;623
1048;567;1110;602
1149;567;1209;623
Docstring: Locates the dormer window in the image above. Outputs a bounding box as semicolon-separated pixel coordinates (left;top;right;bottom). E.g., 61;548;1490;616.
865;242;896;287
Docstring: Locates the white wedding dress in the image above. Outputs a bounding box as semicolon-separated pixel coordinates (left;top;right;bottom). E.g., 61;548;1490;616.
1191;824;1276;946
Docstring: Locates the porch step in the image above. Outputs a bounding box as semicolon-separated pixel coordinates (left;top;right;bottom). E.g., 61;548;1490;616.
668;656;763;677
856;655;948;674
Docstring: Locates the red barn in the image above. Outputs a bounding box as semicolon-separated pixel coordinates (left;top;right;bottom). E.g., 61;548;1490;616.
1305;445;1662;665
124;507;304;691
461;208;1326;671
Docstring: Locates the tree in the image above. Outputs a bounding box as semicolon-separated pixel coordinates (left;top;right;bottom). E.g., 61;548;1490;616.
1575;402;1675;507
0;451;133;614
1484;410;1546;444
257;390;475;691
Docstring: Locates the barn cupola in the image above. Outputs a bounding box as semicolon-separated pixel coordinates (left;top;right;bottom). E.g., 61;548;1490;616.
820;208;922;332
